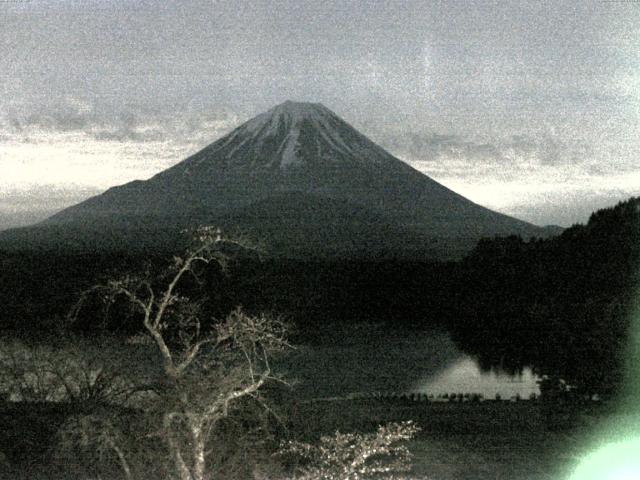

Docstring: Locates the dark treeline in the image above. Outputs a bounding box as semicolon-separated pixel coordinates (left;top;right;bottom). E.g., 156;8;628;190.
0;248;453;342
448;197;640;397
1;198;638;396
0;250;166;336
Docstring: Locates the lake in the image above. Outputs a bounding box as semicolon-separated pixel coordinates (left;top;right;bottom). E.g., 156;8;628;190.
277;328;540;399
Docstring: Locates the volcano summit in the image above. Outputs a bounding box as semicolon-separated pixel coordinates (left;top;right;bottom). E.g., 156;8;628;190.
1;101;556;258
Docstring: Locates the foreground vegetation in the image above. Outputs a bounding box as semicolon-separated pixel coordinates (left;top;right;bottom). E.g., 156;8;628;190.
0;324;621;480
1;228;423;480
0;388;617;479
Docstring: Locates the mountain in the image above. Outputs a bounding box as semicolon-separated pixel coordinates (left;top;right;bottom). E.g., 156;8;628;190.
0;101;558;258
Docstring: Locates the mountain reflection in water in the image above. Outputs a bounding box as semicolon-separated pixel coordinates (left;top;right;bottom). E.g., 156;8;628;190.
277;330;540;399
414;356;540;399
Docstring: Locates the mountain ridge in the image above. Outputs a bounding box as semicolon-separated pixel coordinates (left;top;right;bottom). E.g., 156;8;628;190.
2;101;559;258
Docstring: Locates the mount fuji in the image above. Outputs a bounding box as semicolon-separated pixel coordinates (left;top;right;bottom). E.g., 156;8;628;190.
0;101;558;258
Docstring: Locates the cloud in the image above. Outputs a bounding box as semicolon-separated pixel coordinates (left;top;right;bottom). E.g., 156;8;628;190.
4;97;92;133
0;185;101;212
398;132;503;163
381;130;589;168
371;128;607;186
0;97;240;146
91;125;166;143
0;184;105;230
0;96;248;200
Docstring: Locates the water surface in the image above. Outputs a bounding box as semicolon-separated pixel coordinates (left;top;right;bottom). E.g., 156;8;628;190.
277;329;540;399
414;355;539;399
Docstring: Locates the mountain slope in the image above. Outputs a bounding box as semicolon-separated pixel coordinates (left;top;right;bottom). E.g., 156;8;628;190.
1;101;556;257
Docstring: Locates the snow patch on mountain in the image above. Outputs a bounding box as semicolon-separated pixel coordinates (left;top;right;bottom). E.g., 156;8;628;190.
234;101;360;168
279;130;301;167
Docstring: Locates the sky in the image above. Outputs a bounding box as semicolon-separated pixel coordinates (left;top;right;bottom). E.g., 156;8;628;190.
1;0;639;228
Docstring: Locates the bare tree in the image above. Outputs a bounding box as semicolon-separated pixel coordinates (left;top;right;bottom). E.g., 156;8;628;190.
0;338;134;404
69;226;289;480
57;413;135;480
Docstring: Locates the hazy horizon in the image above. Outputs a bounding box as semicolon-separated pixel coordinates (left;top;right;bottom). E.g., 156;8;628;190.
2;0;639;228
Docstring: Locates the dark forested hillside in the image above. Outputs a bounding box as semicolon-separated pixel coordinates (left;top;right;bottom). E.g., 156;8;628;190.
448;197;640;396
0;247;453;341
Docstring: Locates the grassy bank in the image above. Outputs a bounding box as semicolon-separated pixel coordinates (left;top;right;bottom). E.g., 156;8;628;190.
286;398;609;480
0;397;610;479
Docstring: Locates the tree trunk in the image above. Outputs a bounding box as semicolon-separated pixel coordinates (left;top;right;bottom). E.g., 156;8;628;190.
106;438;133;480
164;413;192;480
191;423;207;480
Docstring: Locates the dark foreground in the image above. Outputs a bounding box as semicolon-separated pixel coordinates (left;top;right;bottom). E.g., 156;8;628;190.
0;398;613;480
298;399;616;480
